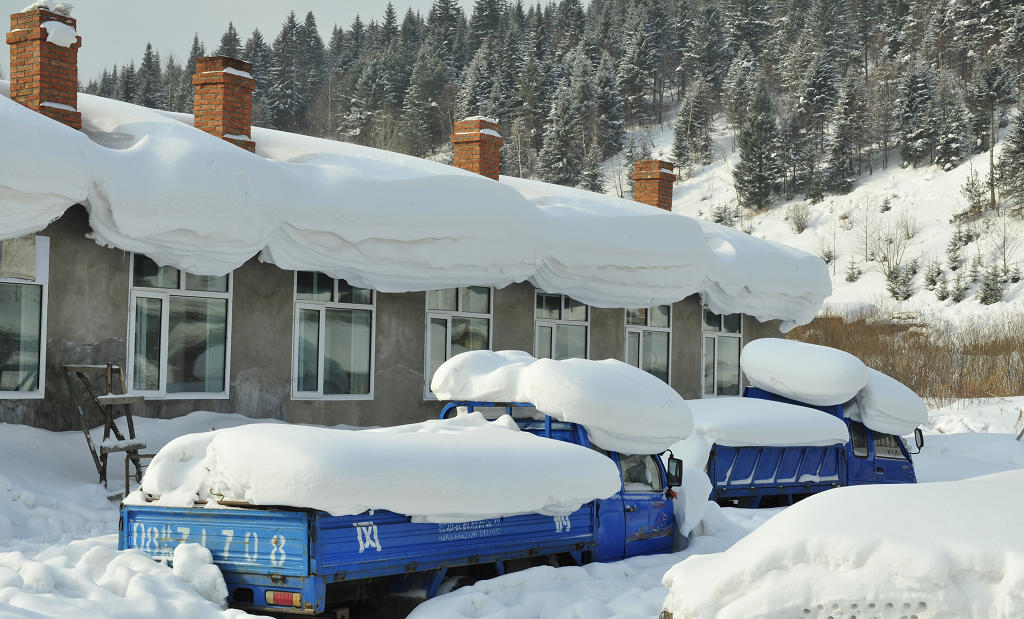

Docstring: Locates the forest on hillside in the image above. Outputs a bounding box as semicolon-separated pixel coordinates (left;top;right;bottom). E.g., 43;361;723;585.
81;0;1024;218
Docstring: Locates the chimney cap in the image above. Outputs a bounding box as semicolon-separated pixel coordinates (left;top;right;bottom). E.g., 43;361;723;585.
195;55;253;74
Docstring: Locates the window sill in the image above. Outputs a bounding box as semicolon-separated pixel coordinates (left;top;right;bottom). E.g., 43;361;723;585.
291;393;375;402
0;391;44;400
128;392;231;401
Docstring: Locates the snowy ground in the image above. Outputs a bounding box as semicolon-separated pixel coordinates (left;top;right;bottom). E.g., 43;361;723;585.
1;400;1022;618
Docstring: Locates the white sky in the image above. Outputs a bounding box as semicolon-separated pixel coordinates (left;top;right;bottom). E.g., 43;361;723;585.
1;1;474;83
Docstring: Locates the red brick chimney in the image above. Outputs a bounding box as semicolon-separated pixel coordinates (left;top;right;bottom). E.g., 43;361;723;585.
633;160;675;211
451;116;503;180
6;5;82;129
192;56;256;152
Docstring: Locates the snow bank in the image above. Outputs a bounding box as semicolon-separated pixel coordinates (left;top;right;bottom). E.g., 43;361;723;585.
430;350;693;454
740;338;868;405
133;413;621;521
845;368;929;435
662;470;1024;618
0;83;828;328
687;397;849;448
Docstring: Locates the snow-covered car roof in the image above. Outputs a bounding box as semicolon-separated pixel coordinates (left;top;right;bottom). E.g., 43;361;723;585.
0;81;830;329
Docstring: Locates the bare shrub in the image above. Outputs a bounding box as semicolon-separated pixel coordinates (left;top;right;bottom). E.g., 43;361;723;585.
786;203;812;233
789;311;1024;407
872;223;909;280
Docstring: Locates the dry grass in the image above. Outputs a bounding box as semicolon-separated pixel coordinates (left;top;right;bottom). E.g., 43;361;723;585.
788;310;1024;407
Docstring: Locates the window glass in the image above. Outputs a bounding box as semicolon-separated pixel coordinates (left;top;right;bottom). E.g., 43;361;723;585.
702;308;721;331
536;325;552;359
324;308;372;395
185;274;229;293
296;308;320;392
626;331;640;367
716;336;741;396
626;308;647;326
554;324;587;360
536;293;561;320
620;454;663;492
461;286;490;314
703;336;715;396
642;330;670;383
563;297;587;321
166;296;227;393
451;316;489;356
427;288;457;311
0;283;42;392
337;280;372;305
428;318;448;383
132;296;162;391
874;432;907;460
133;255;180;289
651;304;671;328
850;421;869;458
296;271;333;302
723;313;742;334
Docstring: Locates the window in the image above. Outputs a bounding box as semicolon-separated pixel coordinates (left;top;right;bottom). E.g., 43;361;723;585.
850;421;869;458
534;293;588;360
619;454;664;493
1;237;48;399
702;306;742;397
625;305;671;383
873;432;908;460
292;272;374;399
425;287;492;397
127;255;231;397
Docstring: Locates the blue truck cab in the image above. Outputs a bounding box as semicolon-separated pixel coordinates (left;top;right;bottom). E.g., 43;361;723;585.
705;388;921;508
118;402;683;615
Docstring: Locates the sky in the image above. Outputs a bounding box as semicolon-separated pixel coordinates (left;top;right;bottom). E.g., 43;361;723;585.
0;1;474;83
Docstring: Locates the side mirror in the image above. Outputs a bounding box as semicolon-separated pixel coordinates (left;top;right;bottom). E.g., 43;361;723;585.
914;428;924;450
666;457;683;488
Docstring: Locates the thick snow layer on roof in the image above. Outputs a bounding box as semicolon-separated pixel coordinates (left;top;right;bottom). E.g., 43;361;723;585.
430;350;693;454
846;368;929;435
131;413;621;521
661;470;1024;618
740;338;869;405
687;397;849;447
0;84;828;327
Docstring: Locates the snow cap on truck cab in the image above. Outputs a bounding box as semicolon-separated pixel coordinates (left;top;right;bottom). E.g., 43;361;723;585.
740;338;869;405
430;350;694;454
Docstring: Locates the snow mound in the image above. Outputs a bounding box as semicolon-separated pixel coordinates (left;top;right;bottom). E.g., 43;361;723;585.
740;338;868;405
0;537;247;618
172;544;228;607
133;413;621;522
0;84;828;329
846;368;929;435
430;350;693;454
687;397;849;447
40;20;77;47
661;470;1024;618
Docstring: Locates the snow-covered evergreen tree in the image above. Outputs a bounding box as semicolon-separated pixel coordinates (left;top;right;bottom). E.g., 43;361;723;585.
671;73;714;173
734;82;782;210
824;79;864;194
618;4;655;125
997;110;1024;217
215;22;243;58
115;61;137;103
133;43;164;109
898;67;938;167
243;29;273;125
977;264;1005;304
268;12;305;132
594;52;625;159
180;35;205;113
537;77;582;187
579;147;606;193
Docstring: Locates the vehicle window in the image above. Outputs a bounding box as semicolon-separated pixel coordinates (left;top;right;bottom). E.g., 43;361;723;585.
619;454;663;492
850;421;869;458
873;432;908;460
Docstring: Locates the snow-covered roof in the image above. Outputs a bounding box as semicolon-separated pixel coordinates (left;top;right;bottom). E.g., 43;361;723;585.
0;81;830;328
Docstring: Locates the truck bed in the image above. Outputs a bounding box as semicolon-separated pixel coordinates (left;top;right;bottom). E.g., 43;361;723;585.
708;444;843;506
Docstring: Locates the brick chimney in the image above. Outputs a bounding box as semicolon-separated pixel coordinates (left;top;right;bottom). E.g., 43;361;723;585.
633;160;675;211
192;56;256;152
451;116;503;181
6;5;82;129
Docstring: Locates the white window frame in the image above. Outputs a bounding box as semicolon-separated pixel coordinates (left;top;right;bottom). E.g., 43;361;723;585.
533;292;590;360
424;287;494;399
126;254;233;400
290;273;376;401
700;305;743;398
624;305;672;385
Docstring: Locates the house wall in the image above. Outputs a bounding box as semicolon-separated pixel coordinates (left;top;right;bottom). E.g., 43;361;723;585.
1;209;786;431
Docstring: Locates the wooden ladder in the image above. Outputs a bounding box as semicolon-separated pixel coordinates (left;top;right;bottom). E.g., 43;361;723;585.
62;364;147;493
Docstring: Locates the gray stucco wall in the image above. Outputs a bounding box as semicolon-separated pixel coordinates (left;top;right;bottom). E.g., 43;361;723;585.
3;210;785;431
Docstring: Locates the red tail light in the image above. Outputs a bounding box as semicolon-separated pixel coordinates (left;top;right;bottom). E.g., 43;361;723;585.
265;591;301;608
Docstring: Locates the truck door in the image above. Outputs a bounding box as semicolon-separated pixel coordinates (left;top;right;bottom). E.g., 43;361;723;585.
845;421;875;485
618;454;674;558
870;431;916;483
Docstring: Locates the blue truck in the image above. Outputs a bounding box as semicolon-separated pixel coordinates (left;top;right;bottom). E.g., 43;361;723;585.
706;388;923;508
119;402;683;616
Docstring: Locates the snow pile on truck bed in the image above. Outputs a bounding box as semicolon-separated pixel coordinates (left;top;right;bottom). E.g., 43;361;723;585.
430;350;693;454
131;413;621;521
661;470;1024;618
0;82;829;328
740;338;868;405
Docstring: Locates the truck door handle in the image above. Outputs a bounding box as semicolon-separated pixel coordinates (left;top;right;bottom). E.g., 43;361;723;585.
625;505;638;512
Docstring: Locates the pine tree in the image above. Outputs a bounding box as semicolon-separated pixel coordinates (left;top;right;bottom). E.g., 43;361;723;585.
181;35;205;112
268;12;305;132
924;260;943;290
685;1;729;95
898;67;938;167
594;52;625;159
935;272;950;300
398;44;446;156
845;259;862;282
618;4;655;125
537;77;582;186
133;43;164;109
947;225;964;271
824;80;864;194
950;270;968;302
456;41;494;117
381;3;400;46
579;147;606;193
724;0;773;57
115;60;137;102
163;54;183;113
977;265;1005;304
996;110;1024;217
215;22;243;58
243;29;273;125
797;54;838;153
671;73;713;173
967;61;1013;208
734;82;782;210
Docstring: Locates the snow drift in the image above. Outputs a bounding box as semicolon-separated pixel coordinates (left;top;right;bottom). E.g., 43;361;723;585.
740;338;868;405
0;82;829;328
429;350;693;454
131;412;621;522
661;470;1024;618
